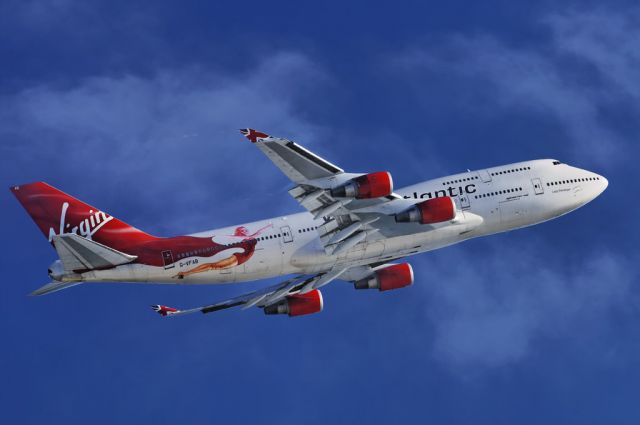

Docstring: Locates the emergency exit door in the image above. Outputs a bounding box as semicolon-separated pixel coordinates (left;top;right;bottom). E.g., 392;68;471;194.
280;226;294;243
532;178;544;195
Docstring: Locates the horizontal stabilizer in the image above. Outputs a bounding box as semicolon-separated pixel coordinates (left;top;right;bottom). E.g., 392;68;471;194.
53;234;137;272
30;281;84;296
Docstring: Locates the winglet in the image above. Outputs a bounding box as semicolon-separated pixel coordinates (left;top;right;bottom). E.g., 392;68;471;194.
239;128;269;143
151;305;180;316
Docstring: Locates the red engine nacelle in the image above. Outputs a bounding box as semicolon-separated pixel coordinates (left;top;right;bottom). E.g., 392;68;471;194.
354;263;414;292
395;196;455;224
264;289;324;317
331;172;394;199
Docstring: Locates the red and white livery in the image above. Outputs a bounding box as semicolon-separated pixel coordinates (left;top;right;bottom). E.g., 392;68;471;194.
11;130;608;318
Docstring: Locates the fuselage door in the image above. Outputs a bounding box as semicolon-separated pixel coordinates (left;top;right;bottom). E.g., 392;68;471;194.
479;170;492;183
459;193;471;209
161;250;175;270
280;225;294;243
532;178;544;195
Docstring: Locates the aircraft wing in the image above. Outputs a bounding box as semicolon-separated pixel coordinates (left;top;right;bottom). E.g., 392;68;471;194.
152;268;348;317
239;128;344;182
239;129;418;254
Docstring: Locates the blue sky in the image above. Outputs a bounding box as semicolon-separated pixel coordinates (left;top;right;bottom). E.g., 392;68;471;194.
1;1;639;424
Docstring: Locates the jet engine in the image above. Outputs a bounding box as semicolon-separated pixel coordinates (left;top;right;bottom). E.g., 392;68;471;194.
264;289;324;317
331;172;393;199
354;263;414;291
395;196;455;224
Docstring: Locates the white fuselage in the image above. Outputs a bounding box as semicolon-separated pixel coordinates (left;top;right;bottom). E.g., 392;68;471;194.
82;159;608;284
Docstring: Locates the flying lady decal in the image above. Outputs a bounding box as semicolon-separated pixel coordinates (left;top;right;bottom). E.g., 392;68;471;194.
170;224;272;279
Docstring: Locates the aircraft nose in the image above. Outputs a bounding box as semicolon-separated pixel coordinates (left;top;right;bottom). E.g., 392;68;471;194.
597;174;609;194
584;173;608;203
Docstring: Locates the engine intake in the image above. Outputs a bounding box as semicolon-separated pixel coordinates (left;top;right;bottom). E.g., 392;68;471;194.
264;289;324;317
354;263;414;291
331;172;393;199
395;197;455;224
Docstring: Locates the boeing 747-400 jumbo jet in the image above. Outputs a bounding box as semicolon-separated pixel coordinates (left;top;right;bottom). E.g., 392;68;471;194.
11;129;608;318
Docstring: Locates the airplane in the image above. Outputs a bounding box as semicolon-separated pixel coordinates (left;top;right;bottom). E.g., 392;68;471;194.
10;129;608;318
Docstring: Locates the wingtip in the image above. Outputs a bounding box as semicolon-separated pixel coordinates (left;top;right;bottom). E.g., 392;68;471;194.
239;128;269;143
151;304;179;317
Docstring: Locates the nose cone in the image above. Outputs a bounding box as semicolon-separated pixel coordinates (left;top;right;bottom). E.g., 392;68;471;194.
599;175;609;193
590;174;608;200
571;168;608;207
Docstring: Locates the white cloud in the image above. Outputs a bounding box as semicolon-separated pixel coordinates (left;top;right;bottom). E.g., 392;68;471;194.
417;242;634;372
1;52;328;233
394;7;640;166
547;8;640;99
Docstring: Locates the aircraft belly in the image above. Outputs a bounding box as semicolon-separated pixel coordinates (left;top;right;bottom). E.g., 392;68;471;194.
290;238;336;271
499;198;529;228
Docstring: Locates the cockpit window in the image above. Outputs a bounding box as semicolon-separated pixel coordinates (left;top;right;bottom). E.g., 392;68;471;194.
552;160;561;165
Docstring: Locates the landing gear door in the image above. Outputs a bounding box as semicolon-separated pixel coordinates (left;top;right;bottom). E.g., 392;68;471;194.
532;178;544;195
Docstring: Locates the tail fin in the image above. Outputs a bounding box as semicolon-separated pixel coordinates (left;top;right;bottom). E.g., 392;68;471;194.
10;182;157;252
